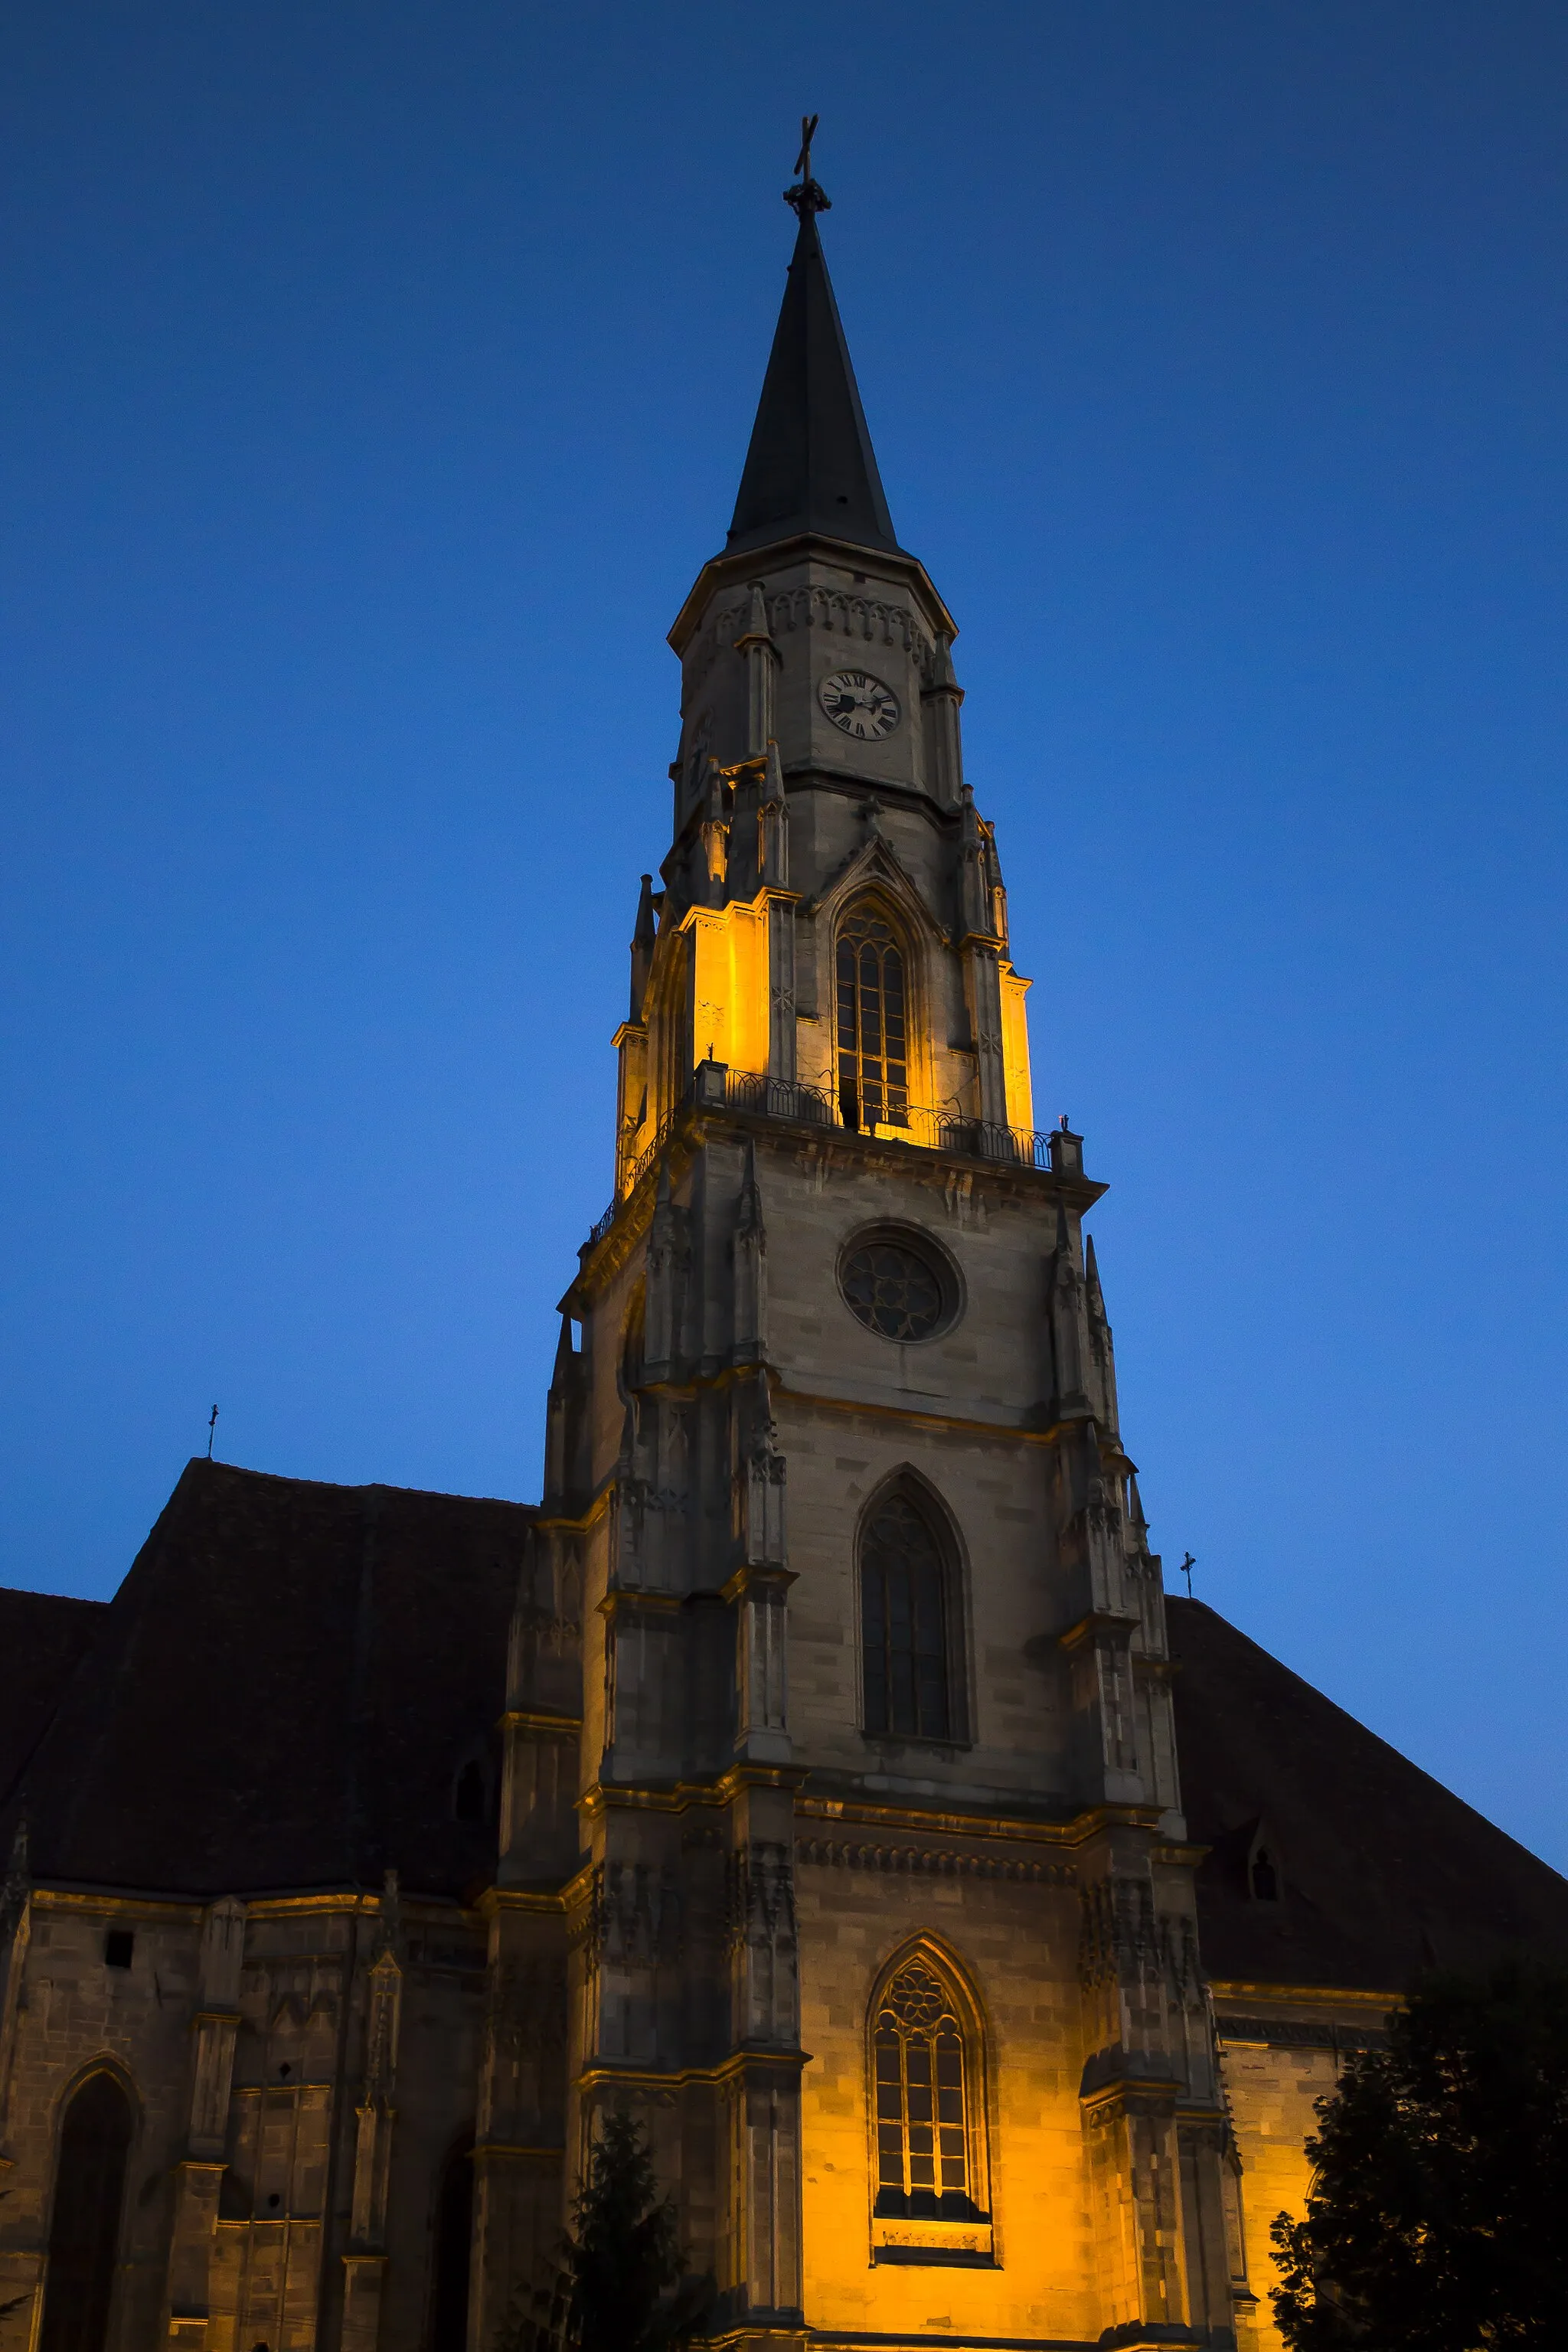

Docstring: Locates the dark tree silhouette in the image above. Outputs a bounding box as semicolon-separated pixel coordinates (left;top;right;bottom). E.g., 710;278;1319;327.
500;2110;710;2352
1272;1957;1568;2350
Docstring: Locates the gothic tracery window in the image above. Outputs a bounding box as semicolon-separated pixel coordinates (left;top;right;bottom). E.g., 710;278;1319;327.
39;2073;132;2352
873;1956;985;2218
861;1488;954;1740
837;905;908;1130
840;1234;946;1342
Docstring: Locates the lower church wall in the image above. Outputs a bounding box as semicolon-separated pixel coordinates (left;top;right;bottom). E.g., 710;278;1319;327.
795;1854;1098;2347
0;1894;208;2352
0;1890;492;2352
1212;1992;1394;2352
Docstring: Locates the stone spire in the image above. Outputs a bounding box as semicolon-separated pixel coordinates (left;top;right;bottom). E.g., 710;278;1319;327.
629;873;657;1021
725;125;904;560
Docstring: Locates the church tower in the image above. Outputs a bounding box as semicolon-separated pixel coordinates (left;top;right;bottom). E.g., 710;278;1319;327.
492;136;1239;2352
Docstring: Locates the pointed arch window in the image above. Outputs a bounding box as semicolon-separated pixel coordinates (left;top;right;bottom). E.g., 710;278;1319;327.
871;1952;991;2261
861;1488;956;1741
39;2072;132;2352
837;904;908;1130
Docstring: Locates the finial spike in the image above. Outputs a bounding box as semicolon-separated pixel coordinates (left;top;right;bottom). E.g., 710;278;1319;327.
784;112;831;220
629;873;657;1019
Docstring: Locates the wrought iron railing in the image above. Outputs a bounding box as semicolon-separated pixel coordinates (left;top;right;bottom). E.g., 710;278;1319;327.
586;1067;1065;1247
720;1071;1056;1168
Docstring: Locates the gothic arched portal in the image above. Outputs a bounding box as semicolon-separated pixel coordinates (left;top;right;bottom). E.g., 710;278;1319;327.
38;2070;133;2352
836;901;909;1131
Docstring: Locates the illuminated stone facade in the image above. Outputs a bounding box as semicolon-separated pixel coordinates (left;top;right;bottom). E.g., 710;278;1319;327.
4;170;1567;2352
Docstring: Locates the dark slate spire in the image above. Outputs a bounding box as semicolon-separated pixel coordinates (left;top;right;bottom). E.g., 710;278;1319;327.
726;125;903;560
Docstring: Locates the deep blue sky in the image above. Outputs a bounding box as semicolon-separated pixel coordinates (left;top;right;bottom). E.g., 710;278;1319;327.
4;4;1565;1868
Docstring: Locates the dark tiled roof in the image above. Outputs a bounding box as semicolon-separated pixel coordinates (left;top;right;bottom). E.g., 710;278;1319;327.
10;1478;1565;1984
1168;1596;1568;1991
0;1587;106;1800
2;1459;531;1903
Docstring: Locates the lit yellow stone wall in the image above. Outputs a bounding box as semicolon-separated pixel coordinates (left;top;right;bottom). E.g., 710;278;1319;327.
796;1861;1096;2347
685;897;770;1078
1214;1993;1394;2352
998;965;1034;1132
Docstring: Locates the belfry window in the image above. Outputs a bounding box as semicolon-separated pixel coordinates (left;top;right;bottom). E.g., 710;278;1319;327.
873;1957;985;2220
837;905;908;1130
861;1488;953;1740
39;2073;132;2352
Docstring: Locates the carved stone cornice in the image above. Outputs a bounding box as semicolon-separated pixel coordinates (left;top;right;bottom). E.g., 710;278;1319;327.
795;1838;1073;1887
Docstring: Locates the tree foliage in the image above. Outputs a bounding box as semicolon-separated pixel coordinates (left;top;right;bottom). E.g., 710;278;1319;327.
499;2109;710;2352
1271;1956;1568;2350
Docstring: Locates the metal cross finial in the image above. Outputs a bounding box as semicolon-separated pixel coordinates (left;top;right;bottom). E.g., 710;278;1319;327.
784;113;831;220
207;1404;219;1460
1179;1550;1196;1600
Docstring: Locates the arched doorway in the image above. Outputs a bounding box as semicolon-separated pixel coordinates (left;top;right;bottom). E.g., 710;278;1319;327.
39;2072;133;2352
427;2138;474;2352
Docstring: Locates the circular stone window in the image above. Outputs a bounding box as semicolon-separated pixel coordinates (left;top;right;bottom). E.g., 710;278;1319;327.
838;1229;959;1343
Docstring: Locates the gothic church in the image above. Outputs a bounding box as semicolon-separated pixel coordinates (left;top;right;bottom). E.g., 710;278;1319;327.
3;151;1566;2352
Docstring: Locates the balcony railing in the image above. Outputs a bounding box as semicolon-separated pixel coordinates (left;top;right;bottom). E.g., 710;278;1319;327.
720;1070;1058;1169
586;1065;1072;1247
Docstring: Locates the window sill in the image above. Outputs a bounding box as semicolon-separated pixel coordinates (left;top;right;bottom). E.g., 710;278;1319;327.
873;2219;994;2267
859;1731;975;1756
874;2246;997;2267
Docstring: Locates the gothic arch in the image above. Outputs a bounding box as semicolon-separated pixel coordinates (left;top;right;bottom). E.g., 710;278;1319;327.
856;1471;970;1745
865;1936;993;2235
814;854;942;1116
39;2066;136;2352
815;835;945;956
834;893;914;1132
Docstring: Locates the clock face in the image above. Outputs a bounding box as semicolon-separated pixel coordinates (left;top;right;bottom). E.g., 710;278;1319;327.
819;668;901;741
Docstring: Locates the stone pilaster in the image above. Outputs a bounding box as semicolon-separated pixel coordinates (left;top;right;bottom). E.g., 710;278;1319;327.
766;898;798;1083
338;1888;403;2352
920;632;965;805
714;1772;805;2348
734;583;780;758
0;1821;32;2152
472;1893;569;2352
1077;1838;1234;2347
163;1896;246;2348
